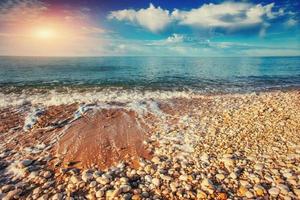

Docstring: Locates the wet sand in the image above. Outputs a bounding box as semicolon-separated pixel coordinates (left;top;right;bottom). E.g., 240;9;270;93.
0;90;299;199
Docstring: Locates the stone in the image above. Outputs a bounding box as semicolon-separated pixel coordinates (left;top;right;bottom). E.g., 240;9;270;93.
238;186;248;196
151;156;160;164
33;187;41;195
293;188;300;197
96;177;110;185
82;172;93;182
89;181;97;188
121;185;131;193
144;175;152;183
268;187;280;197
70;176;80;184
197;190;207;199
201;178;214;189
222;158;234;169
1;185;14;193
254;163;264;171
96;190;104;198
254;185;265;196
217;192;228;200
43;171;52;179
18;159;33;168
51;193;63;200
277;184;290;194
132;194;141;200
216;173;225;180
179;174;188;182
245;191;254;198
3;189;22;200
152;178;160;187
200;153;209;163
229;172;237;179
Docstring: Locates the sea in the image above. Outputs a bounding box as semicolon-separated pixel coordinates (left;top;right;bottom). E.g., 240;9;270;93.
0;56;300;107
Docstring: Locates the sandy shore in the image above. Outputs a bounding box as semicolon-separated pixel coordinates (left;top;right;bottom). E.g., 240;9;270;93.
0;90;299;199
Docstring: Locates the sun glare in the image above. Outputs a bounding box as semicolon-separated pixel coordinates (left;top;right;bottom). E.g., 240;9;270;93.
34;28;56;39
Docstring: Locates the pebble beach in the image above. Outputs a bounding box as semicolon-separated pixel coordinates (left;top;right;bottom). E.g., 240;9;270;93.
0;90;299;200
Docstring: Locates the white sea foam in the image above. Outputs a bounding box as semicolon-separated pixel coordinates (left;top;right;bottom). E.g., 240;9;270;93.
23;107;44;131
0;89;198;108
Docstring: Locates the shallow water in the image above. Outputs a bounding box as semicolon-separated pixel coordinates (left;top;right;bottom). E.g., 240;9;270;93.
1;56;300;93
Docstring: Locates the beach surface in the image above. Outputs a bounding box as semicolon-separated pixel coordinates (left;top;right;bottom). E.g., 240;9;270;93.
0;89;299;199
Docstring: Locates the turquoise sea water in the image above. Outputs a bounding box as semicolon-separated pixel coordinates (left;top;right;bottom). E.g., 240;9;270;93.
0;56;299;93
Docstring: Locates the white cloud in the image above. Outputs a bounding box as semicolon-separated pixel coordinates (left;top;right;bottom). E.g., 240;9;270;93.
0;0;47;23
108;2;282;32
286;18;298;27
173;2;276;29
166;33;184;43
108;3;172;32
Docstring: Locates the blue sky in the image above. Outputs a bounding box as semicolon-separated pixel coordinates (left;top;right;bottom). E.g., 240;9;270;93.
0;0;299;56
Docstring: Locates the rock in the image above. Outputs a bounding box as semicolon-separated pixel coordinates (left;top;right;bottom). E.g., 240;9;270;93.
18;159;33;168
268;187;280;197
240;180;251;188
293;188;300;197
222;158;234;169
122;193;132;200
282;172;293;179
82;172;93;182
217;192;228;200
179;174;188;182
238;186;248;196
96;190;104;198
201;178;214;189
96;177;110;185
151;156;160;164
144;175;152;183
229;172;237;179
120;177;128;184
1;185;14;193
89;181;97;188
107;188;121;199
141;192;149;198
42;181;55;189
132;194;141;200
200;153;209;163
216;173;225;180
43;171;52;179
86;193;96;200
245;191;254;198
152;178;160;187
70;176;80;184
121;185;131;193
197;190;207;199
3;189;22;200
254;185;265;196
51;193;63;200
254;163;264;171
277;184;290;194
93;171;102;178
33;187;41;195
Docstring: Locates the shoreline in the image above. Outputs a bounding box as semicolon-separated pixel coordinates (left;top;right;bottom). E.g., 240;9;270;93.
0;90;299;199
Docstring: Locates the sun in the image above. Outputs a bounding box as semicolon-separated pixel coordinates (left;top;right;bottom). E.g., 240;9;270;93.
34;28;56;39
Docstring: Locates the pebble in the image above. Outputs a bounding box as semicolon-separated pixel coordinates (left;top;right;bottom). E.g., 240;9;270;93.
268;187;280;196
96;190;104;198
216;173;225;180
51;193;63;200
43;171;52;179
96;177;110;185
18;159;33;168
152;178;160;187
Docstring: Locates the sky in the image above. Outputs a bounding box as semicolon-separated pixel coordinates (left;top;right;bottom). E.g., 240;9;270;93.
0;0;299;56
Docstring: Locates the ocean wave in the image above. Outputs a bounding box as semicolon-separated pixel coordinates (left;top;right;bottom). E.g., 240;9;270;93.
0;88;198;108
